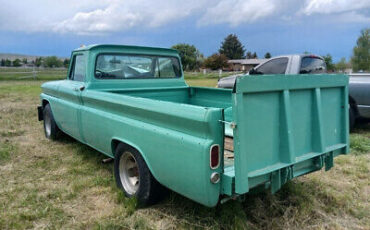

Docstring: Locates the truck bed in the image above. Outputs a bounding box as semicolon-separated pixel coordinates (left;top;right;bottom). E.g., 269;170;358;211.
98;74;349;200
107;86;233;109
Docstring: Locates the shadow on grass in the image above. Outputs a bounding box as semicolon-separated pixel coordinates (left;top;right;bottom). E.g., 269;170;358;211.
140;177;345;229
352;119;370;133
57;133;113;173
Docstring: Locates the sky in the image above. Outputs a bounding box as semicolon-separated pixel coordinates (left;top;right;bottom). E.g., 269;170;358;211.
0;0;369;62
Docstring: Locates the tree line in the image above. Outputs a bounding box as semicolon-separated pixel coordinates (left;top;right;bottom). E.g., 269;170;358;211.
173;28;369;72
0;56;70;68
172;34;270;71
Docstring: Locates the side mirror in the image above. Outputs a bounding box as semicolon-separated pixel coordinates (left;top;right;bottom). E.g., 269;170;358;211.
249;68;257;75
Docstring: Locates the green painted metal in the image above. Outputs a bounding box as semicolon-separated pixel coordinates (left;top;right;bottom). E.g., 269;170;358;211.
40;45;349;207
231;74;349;195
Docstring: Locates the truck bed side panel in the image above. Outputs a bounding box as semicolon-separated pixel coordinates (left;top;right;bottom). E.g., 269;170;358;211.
80;90;224;207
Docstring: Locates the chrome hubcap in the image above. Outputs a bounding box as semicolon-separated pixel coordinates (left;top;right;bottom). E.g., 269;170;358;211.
44;113;51;136
119;151;139;195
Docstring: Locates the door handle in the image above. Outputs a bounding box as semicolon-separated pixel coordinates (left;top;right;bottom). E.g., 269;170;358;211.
74;86;85;91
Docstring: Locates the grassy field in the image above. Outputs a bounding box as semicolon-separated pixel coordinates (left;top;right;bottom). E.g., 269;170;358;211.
0;70;369;229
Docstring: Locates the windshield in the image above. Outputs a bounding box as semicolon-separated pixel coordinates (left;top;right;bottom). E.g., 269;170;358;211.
95;54;181;79
300;57;326;74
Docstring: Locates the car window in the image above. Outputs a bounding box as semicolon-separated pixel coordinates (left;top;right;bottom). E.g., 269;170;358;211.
255;58;288;74
95;54;181;79
69;55;85;82
300;57;327;74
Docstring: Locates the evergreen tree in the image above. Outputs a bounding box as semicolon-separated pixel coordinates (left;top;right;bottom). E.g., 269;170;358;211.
219;34;245;59
252;52;258;58
246;52;252;59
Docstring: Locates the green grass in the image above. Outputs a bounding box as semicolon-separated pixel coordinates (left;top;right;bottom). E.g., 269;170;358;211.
0;69;369;229
0;68;67;81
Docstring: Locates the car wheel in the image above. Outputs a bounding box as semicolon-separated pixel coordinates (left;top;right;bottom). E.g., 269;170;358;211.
114;143;164;206
43;104;61;140
349;106;355;132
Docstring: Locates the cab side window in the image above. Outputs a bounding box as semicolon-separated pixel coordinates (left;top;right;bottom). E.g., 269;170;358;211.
69;55;86;82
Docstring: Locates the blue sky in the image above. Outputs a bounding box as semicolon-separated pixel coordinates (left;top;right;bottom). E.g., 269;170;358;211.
0;0;369;62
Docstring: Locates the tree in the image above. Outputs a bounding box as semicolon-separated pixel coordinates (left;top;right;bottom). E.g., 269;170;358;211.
351;28;369;72
252;52;258;58
203;53;228;70
43;56;63;68
336;57;348;72
323;54;335;72
171;43;201;70
0;59;5;66
246;51;252;59
264;52;271;58
63;58;70;68
219;34;245;59
35;57;43;67
4;59;11;67
12;59;22;67
22;58;28;65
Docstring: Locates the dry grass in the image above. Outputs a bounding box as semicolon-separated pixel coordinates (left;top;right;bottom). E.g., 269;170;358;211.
0;79;369;230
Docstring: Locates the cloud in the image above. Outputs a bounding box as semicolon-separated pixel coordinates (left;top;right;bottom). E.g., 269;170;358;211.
0;0;368;35
302;0;370;15
301;0;370;24
53;0;207;35
198;0;276;26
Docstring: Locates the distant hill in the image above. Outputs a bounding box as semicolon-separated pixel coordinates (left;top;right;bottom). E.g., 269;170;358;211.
0;53;67;62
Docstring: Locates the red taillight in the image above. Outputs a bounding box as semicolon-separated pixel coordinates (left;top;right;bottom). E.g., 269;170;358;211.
210;144;220;169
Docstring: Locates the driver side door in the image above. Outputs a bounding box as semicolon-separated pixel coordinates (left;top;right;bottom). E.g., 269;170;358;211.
53;53;86;141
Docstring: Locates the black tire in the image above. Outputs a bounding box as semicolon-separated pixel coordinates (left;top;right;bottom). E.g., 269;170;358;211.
114;143;163;206
349;106;355;132
43;103;61;140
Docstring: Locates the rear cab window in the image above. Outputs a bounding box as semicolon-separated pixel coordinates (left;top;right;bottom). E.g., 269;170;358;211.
95;54;181;79
300;56;327;74
255;58;288;74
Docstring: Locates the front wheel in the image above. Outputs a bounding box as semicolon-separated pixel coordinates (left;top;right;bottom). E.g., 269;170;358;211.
114;143;163;206
43;104;61;140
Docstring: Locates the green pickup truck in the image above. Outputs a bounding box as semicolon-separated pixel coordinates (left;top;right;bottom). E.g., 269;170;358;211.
38;44;349;207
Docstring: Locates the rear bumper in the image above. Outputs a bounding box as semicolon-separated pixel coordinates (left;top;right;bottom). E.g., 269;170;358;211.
37;106;43;121
221;145;347;196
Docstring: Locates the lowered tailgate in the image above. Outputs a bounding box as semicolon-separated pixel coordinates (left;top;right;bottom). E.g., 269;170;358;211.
231;74;349;194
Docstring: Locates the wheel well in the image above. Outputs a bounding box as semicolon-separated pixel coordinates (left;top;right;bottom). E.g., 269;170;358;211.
349;96;359;116
42;100;49;108
111;139;138;158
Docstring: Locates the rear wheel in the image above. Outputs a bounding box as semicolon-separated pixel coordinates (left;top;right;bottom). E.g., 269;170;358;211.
43;104;61;140
114;143;164;206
